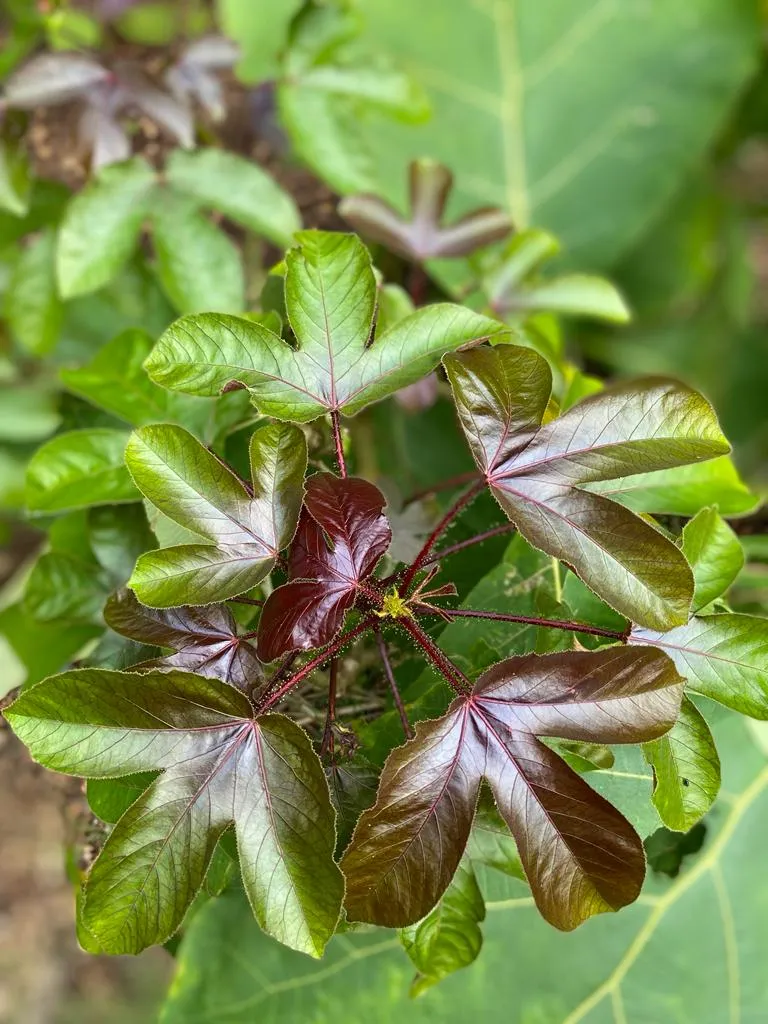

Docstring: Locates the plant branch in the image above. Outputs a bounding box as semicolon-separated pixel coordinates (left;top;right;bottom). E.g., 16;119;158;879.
330;410;347;479
423;522;517;565
320;659;339;757
404;470;480;505
401;480;485;593
417;606;629;641
257;616;376;713
228;596;264;607
399;617;472;695
373;625;414;739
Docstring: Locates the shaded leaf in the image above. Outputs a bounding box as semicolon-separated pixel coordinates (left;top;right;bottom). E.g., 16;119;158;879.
5;228;62;355
88;503;157;583
6;668;344;957
327;758;379;856
257;474;391;661
3;53;109;107
26;429;138;513
341;646;683;931
144;231;508;421
400;859;485;996
644;695;720;832
503;273;630;323
24;551;110;625
0;138;30;217
105;588;263;691
57;158;157;298
444;345;729;630
127;422;306;606
87;772;158;824
681;506;744;612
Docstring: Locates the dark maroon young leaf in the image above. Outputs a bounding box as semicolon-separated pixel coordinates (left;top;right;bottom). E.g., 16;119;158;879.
339;159;512;260
341;646;684;932
104;589;263;691
444;345;730;631
257;474;391;661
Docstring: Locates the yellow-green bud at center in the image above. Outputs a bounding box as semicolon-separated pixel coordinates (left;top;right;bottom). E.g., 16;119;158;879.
376;586;413;620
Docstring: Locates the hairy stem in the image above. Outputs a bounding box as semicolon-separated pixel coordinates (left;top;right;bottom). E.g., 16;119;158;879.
401;480;485;593
227;596;264;607
399;617;472;695
418;606;628;641
257;617;376;713
330;410;347;479
404;470;480;505
373;625;414;739
423;522;517;565
320;659;339;757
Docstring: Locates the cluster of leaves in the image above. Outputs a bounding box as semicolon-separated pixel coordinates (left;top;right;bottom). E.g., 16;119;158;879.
4;226;768;1007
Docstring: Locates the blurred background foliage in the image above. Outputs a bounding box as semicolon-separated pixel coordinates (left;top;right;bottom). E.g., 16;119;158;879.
0;0;767;1021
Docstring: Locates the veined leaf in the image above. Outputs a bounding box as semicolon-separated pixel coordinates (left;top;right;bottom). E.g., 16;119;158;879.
444;345;729;630
126;422;306;606
257;474;391;661
26;429;138;513
144;231;508;421
6;668;343;957
681;507;744;612
341;646;683;931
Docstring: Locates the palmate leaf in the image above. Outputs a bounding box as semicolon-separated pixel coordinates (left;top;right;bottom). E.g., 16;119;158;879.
126;421;306;606
144;231;509;422
341;646;684;932
5;668;344;957
257;473;391;661
444;345;729;630
105;588;263;691
26;428;139;513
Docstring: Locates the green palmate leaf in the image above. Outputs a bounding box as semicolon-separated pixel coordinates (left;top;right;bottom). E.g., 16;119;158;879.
681;507;744;612
5;228;62;355
346;0;759;283
400;860;485;996
144;231;508;421
87;771;158;824
631;614;768;720
643;696;720;832
126;421;306;605
218;0;301;82
57;158;157;298
444;345;729;630
504;273;631;323
88;503;157;583
158;716;768;1023
6;668;344;957
166;148;302;247
586;455;759;516
0;137;30;216
61;328;208;431
24;550;111;624
150;193;245;314
466;787;524;881
26;429;138;513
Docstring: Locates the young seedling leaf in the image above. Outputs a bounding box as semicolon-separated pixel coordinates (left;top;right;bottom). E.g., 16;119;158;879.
127;422;307;606
5;668;344;957
258;473;391;661
444;345;729;630
341;645;684;931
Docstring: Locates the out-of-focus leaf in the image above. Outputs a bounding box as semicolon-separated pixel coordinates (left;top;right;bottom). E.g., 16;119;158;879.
400;860;485;996
257;474;391;661
145;231;508;421
503;274;630;322
150;193;245;314
116;64;195;148
681;507;744;612
217;0;302;82
296;63;429;121
166;148;301;247
26;429;138;513
57;159;157;298
341;647;683;931
445;345;729;630
0;603;101;689
5;229;62;355
6;669;344;957
126;422;306;606
24;551;110;624
0;385;60;442
0;138;30;216
644;695;720;832
78;101;131;171
3;53;109;108
88;503;157;583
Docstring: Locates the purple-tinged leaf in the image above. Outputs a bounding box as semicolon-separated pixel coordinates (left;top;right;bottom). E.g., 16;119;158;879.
6;668;343;957
78;102;131;170
340;159;511;261
115;64;195;148
257;474;391;661
105;589;263;691
444;345;730;630
3;54;110;108
341;646;684;931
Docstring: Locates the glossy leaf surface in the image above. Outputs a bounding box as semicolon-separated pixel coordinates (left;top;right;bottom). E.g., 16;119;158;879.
126;422;306;606
144;231;508;421
444;345;729;630
681;507;744;612
105;588;263;690
341;646;684;931
6;669;343;957
257;474;391;661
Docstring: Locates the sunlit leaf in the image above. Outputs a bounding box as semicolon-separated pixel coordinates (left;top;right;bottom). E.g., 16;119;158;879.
681;506;744;612
26;429;138;513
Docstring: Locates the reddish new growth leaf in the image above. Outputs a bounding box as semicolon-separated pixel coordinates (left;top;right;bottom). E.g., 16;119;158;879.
105;589;263;691
257;474;391;662
341;646;684;932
